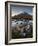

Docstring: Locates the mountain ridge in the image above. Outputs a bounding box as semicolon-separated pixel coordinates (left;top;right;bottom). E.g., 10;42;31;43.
12;12;32;20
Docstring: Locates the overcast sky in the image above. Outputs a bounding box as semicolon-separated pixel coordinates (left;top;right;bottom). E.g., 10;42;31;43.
11;5;33;16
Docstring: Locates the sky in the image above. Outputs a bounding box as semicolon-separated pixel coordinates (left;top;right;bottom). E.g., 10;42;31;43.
10;5;33;16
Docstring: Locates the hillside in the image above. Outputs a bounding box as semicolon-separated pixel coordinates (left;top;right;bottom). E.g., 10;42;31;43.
11;12;32;20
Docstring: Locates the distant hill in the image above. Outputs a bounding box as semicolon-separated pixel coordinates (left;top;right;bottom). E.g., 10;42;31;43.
11;12;32;20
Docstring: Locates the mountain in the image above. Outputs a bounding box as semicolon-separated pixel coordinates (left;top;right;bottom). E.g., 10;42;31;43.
11;12;32;20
